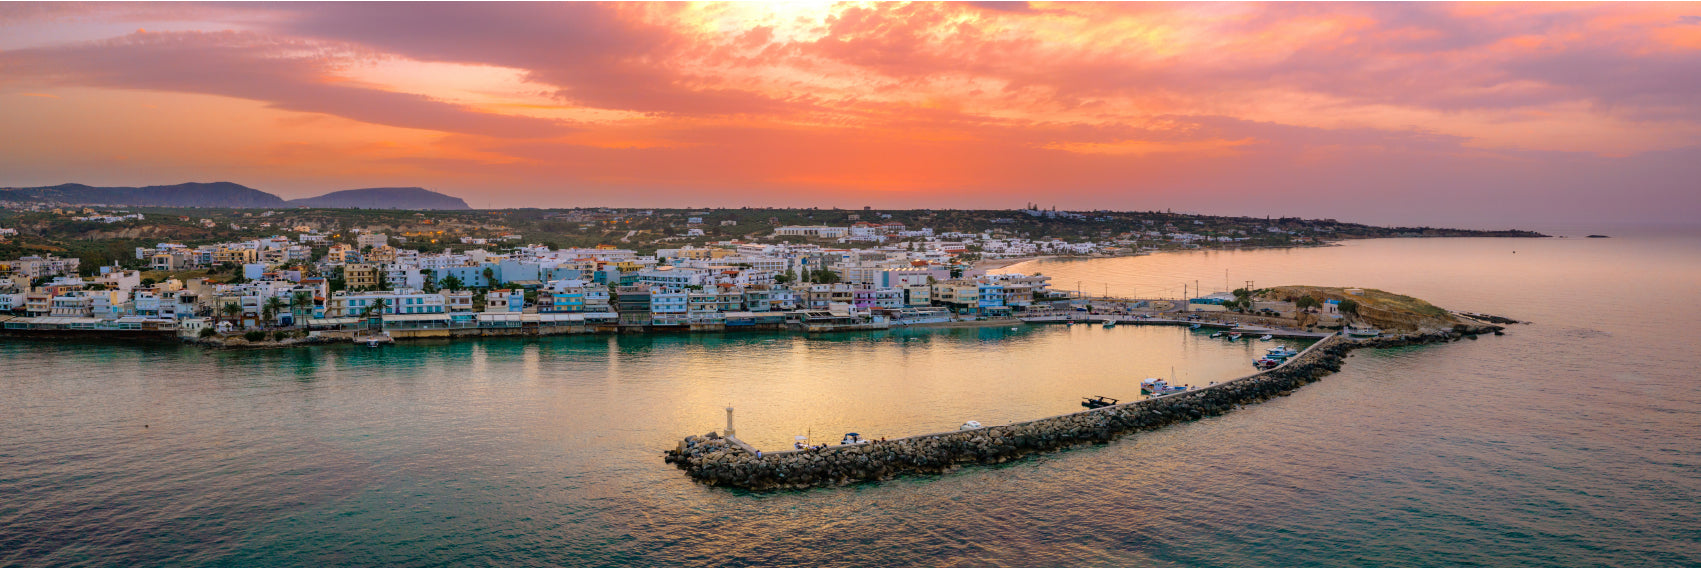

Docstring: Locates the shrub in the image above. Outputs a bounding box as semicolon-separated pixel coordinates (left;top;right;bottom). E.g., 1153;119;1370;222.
199;327;217;338
273;330;291;341
243;330;266;342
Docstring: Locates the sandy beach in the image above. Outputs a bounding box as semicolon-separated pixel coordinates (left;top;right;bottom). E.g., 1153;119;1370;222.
975;255;1054;271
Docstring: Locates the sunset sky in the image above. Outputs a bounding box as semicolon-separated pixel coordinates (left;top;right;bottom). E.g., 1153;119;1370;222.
2;2;1699;225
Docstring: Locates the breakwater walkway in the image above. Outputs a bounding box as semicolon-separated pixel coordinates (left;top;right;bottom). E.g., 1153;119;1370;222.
1020;314;1331;339
665;325;1499;490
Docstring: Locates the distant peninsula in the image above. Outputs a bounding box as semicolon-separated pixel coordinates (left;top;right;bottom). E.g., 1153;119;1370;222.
0;182;471;210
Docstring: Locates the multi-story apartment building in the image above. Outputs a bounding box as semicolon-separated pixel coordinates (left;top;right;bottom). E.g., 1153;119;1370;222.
650;290;688;324
326;291;447;317
483;289;524;313
344;264;381;290
441;290;475;312
3;255;80;279
357;233;389;249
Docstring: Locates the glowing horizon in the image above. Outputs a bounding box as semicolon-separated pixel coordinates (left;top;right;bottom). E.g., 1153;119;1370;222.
1;2;1698;225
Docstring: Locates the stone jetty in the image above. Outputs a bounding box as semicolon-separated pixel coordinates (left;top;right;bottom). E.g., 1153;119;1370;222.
665;324;1500;490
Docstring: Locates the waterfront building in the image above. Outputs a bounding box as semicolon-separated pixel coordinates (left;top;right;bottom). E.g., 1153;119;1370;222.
483;289;524;313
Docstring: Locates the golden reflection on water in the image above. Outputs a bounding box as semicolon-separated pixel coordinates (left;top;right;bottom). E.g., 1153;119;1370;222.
467;326;1305;451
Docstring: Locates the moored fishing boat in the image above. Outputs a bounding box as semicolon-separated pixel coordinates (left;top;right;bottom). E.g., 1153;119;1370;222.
1140;377;1189;396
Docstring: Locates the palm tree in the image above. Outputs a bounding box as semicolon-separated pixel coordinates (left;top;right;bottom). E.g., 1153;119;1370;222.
263;296;285;327
359;298;387;330
220;302;242;326
291;291;312;312
482;267;497;288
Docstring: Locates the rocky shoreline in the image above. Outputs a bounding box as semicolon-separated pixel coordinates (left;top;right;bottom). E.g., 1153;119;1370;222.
665;323;1502;491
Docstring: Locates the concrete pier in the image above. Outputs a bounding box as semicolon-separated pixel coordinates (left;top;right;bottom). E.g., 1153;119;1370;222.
665;324;1501;490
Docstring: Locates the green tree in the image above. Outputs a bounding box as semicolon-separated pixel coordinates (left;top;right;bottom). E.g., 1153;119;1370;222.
814;268;840;284
221;302;242;324
1295;296;1320;311
360;298;387;319
1338;298;1359;316
421;269;438;293
262;296;284;325
482;267;498;288
291;291;313;313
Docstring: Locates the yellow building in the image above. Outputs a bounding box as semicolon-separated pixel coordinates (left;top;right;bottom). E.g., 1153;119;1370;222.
344;263;381;290
213;247;257;265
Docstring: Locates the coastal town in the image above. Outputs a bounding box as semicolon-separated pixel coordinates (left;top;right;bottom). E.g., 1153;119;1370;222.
0;203;1525;344
0;217;1079;342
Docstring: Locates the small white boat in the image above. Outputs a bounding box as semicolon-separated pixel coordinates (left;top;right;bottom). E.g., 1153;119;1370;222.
1228;332;1242;341
1190;323;1202;330
1140;378;1189;396
1254;358;1282;370
1102;319;1117;328
1210;331;1226;338
1266;346;1300;358
1259;334;1273;341
960;421;983;431
839;432;870;445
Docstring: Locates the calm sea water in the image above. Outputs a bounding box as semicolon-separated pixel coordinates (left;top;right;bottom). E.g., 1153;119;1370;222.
4;227;1699;567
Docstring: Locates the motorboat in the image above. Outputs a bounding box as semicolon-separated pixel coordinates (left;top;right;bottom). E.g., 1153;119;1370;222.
1140;378;1189;396
1103;319;1117;328
1259;334;1273;341
1254;358;1282;370
1081;395;1119;409
1266;346;1300;358
960;421;983;431
1228;332;1242;341
1190;323;1202;329
1210;331;1226;338
839;433;870;445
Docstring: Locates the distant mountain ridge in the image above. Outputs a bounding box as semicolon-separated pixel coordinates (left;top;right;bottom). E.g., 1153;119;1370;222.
0;182;471;210
285;187;470;210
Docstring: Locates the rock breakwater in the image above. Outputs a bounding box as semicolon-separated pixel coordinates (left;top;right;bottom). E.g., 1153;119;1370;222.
665;326;1498;491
